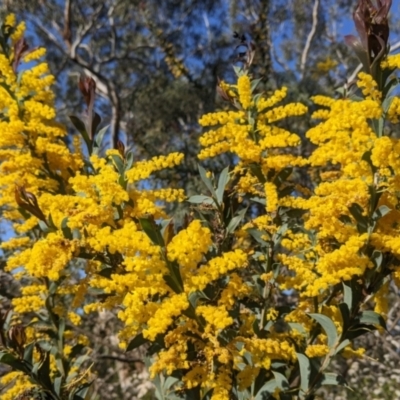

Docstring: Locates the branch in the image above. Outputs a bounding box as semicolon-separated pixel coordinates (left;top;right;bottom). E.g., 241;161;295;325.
63;0;72;43
70;5;104;59
107;3;117;58
30;13;122;147
300;0;320;80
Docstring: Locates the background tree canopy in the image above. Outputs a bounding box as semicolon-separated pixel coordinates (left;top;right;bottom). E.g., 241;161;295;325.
5;0;398;188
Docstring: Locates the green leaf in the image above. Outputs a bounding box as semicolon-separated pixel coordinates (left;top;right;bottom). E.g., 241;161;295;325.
226;208;247;234
274;167;293;186
296;352;311;396
72;354;91;370
288;322;307;335
249;163;266;184
36;339;54;352
359;310;387;330
32;351;51;389
334;339;351;355
187;195;215;205
251;78;262;92
47;213;57;230
92;112;102;136
339;214;352;225
371;117;384;137
0;351;27;372
348;203;368;233
318;372;348;387
0;82;16;101
70;115;92;152
118;174;127;189
23;342;35;364
198;165;216;197
218;328;237;346
343;283;352;311
382;75;399;98
111;154;125;174
382;95;395;114
272;371;289;390
254;378;278;400
163;274;182;294
69;344;85;360
373;205;391;220
308;313;338;348
93;124;109;153
346;324;376;340
371;250;383;270
216;166;230;205
139;217;164;246
188;291;208;308
247;228;269;246
38;220;51;234
170;261;184;289
361;150;377;173
126;333;148;352
344;35;369;71
126;151;135;170
72;383;94;400
54;376;63;396
338;303;350;333
48;281;60;296
249;196;266;205
58;318;66;343
98;265;113;278
61;217;73;240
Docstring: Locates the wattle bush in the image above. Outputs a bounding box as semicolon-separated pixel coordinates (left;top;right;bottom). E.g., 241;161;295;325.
1;2;400;399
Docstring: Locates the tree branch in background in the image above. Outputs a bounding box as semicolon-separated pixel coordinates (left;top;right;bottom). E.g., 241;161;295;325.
251;0;273;83
300;0;320;79
31;4;122;147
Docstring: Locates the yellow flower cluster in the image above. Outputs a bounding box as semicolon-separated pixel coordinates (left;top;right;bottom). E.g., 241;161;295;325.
0;371;36;400
199;74;306;168
357;72;381;101
237;74;252;109
167;220;212;273
381;54;400;69
126;152;184;182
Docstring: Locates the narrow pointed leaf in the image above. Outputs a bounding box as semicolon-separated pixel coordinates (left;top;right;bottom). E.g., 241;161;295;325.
296;352;311;395
343;283;352;310
70;115;92;151
127;333;148;352
318;372;348;387
226;208;247;234
94;124;109;150
187;195;215;205
334;339;351;355
216;166;230;205
308;313;338;347
359;310;387;330
198;165;216;197
254;379;278;400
